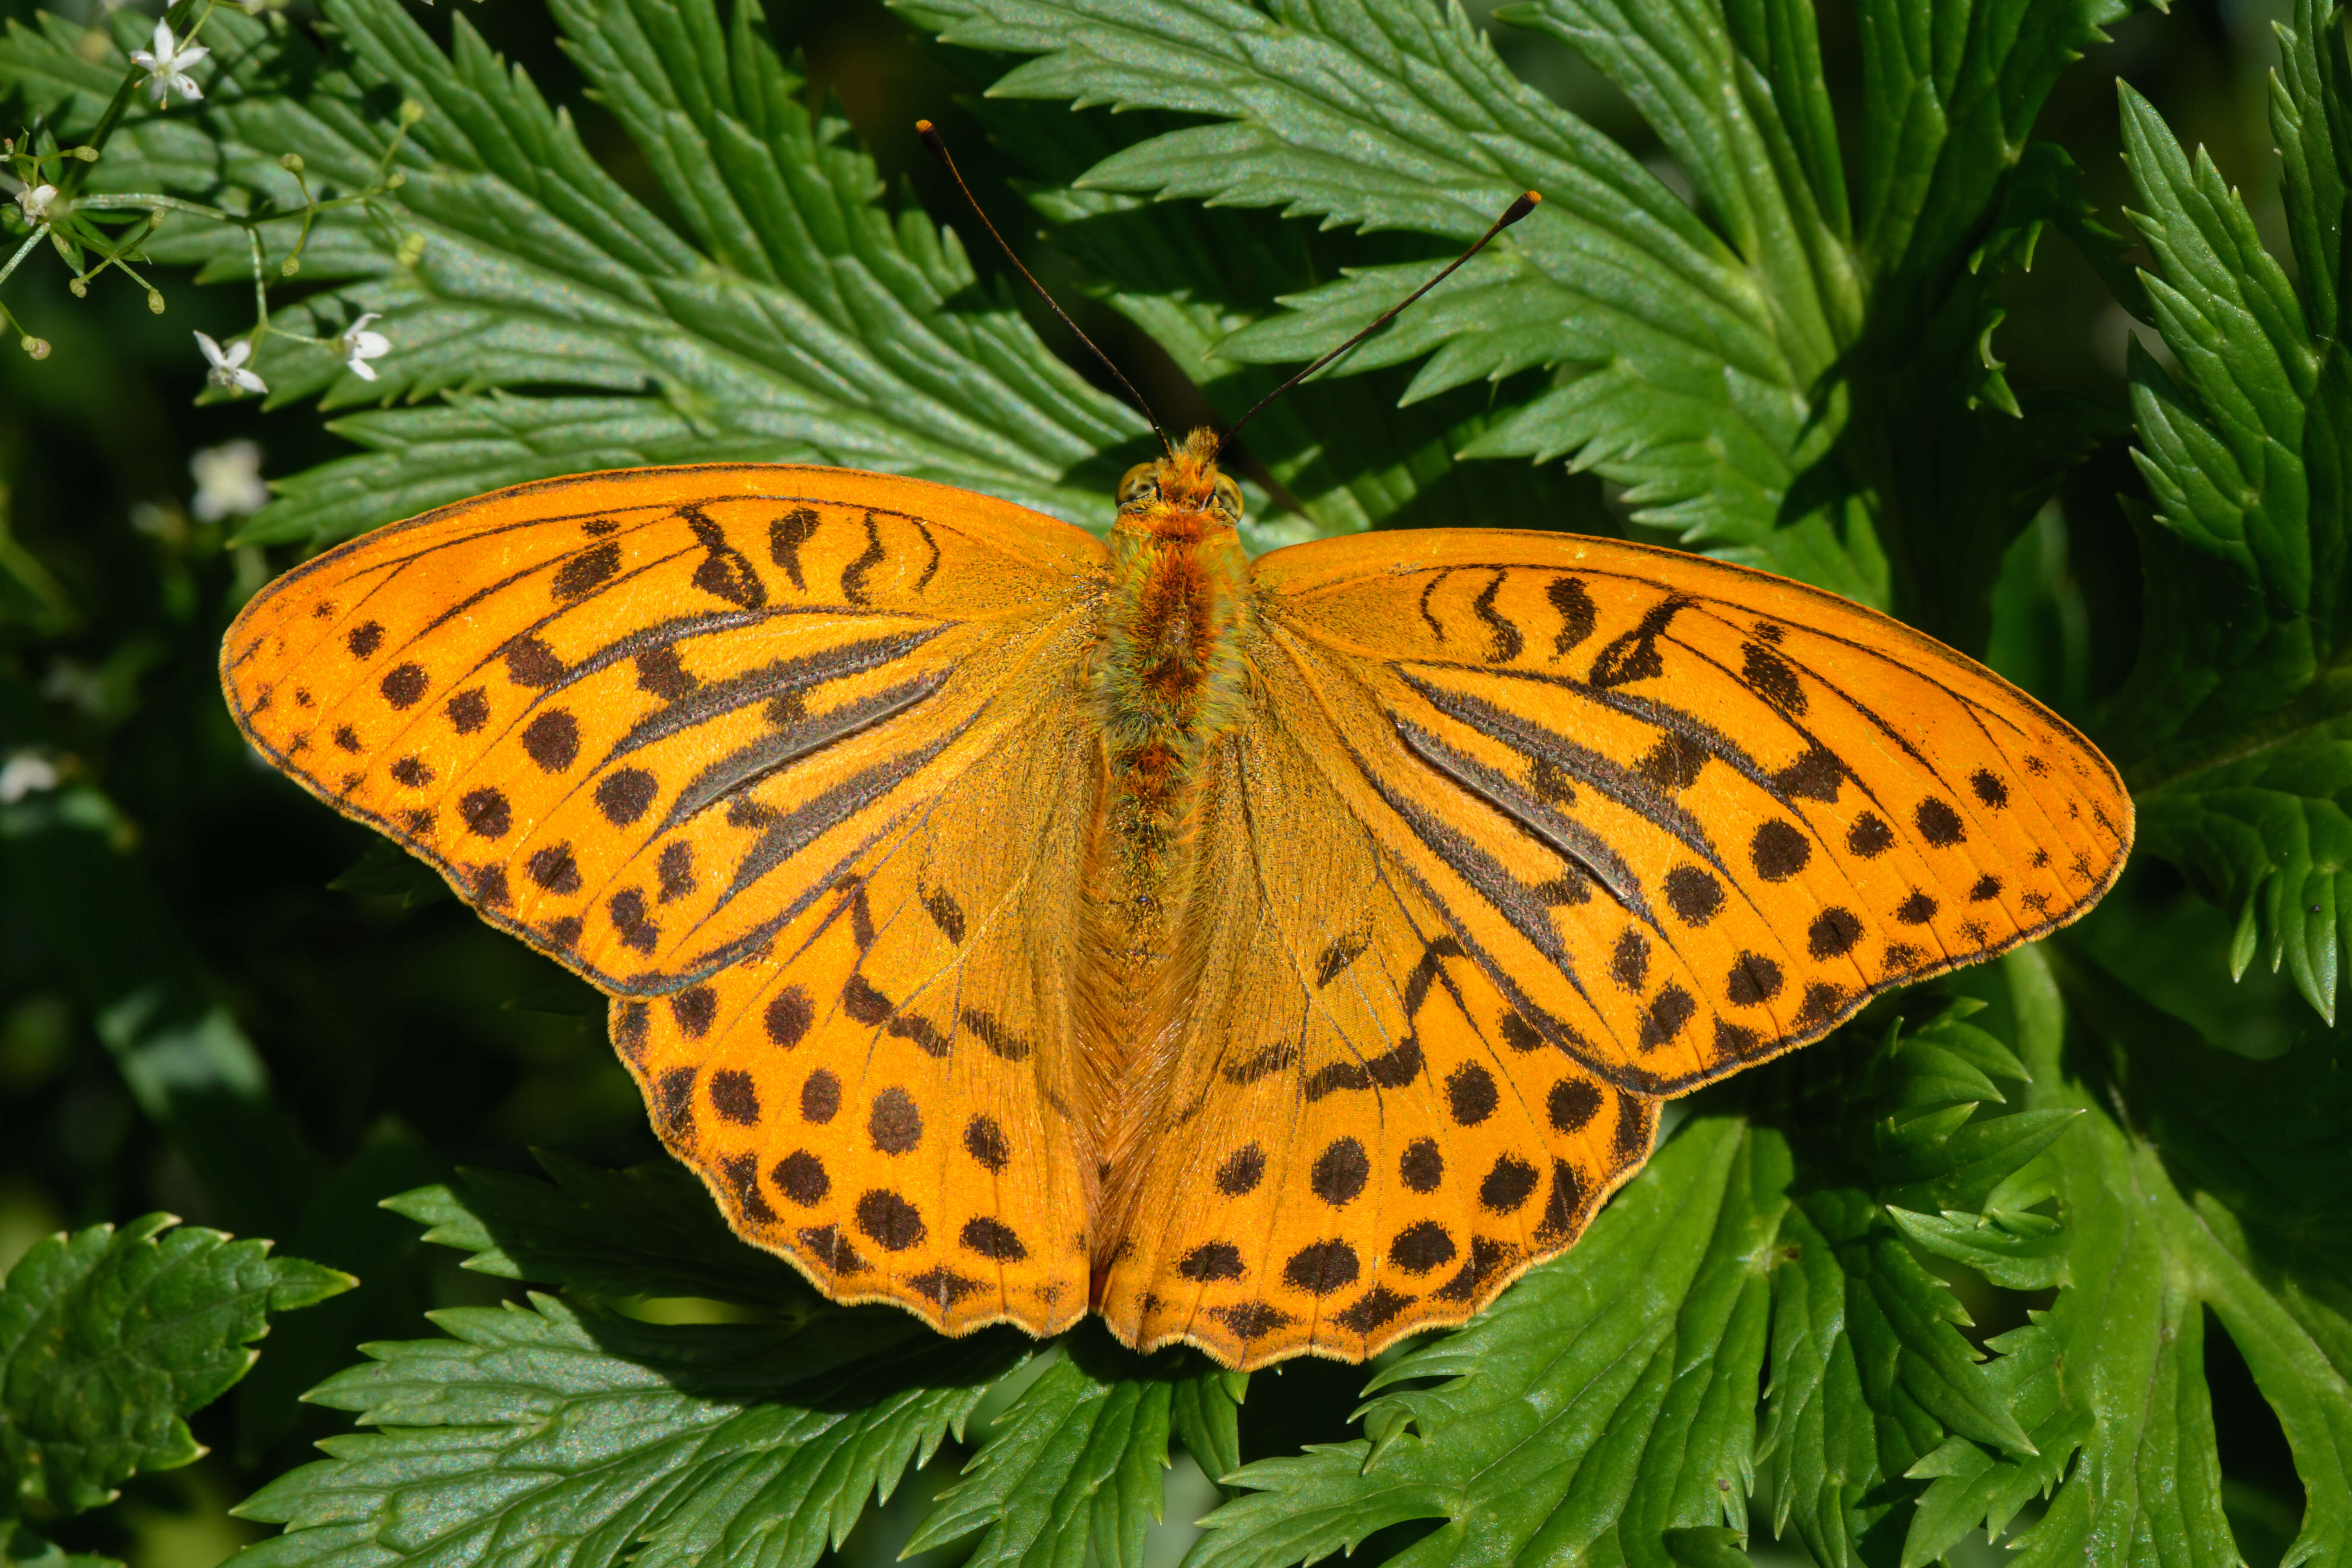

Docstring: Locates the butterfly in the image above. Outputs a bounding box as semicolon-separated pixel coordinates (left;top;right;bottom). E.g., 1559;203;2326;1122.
217;422;2131;1368
219;138;2130;1366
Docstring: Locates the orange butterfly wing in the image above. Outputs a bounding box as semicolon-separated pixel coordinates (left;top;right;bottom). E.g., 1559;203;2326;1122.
1252;529;2132;1093
221;465;1106;1335
1093;527;2130;1365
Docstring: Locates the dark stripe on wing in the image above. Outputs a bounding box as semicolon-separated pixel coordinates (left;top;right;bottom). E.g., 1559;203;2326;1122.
1398;673;1718;865
721;718;976;907
1389;715;1652;924
614;628;944;763
1351;742;1579;977
659;671;953;832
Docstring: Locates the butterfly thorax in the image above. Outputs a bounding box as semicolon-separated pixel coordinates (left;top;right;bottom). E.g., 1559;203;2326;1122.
1095;430;1255;881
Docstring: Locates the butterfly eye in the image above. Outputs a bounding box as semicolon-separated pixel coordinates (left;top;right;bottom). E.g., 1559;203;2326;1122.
1116;463;1160;508
1210;474;1243;522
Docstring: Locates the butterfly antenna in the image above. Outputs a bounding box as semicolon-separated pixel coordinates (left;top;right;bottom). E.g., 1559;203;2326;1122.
915;120;1173;458
1212;191;1542;462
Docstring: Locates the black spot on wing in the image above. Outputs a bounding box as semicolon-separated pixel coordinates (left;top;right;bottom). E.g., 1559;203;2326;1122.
1547;576;1596;656
1741;642;1805;715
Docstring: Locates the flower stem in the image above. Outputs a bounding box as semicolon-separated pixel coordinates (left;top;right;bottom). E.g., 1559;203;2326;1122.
0;224;48;289
52;0;209;202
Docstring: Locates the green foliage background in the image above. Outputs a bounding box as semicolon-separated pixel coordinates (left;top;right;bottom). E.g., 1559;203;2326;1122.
0;0;2347;1564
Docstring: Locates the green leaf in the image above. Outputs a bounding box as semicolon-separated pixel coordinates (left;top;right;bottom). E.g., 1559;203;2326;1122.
915;0;2133;637
2136;726;2352;1024
385;1151;811;1307
0;1215;352;1517
3;1522;121;1568
232;1294;1027;1568
903;1332;1229;1568
2108;0;2352;1018
1993;944;2352;1568
1899;1321;2089;1568
0;0;1151;550
909;0;1864;588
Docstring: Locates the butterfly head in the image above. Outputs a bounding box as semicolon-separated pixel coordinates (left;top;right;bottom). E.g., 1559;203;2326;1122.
1116;427;1243;538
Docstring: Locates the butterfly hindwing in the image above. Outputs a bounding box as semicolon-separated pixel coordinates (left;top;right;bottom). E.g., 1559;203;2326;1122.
610;662;1100;1333
1097;643;1660;1365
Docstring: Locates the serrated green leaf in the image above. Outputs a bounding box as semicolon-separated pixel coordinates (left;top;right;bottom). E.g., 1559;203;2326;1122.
1899;1322;2089;1568
1167;1366;1246;1487
0;0;1151;551
2015;942;2352;1568
2138;724;2352;1024
384;1152;811;1306
1883;1207;2066;1292
2107;0;2352;1021
1661;1523;1754;1567
909;0;1873;589
903;1330;1222;1568
232;1294;1027;1568
3;1522;122;1568
915;0;2142;656
0;1215;351;1517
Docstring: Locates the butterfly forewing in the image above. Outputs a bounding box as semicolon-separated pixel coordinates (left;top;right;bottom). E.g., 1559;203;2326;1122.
1252;531;2133;1096
222;465;1109;1333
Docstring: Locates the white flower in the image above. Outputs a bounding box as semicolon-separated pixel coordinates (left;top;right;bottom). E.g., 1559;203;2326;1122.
337;312;390;381
129;19;208;106
195;331;266;395
13;183;56;224
0;751;60;804
191;439;268;521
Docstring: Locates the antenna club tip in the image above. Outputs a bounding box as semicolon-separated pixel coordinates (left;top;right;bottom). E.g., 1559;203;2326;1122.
915;119;946;154
1504;191;1541;223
